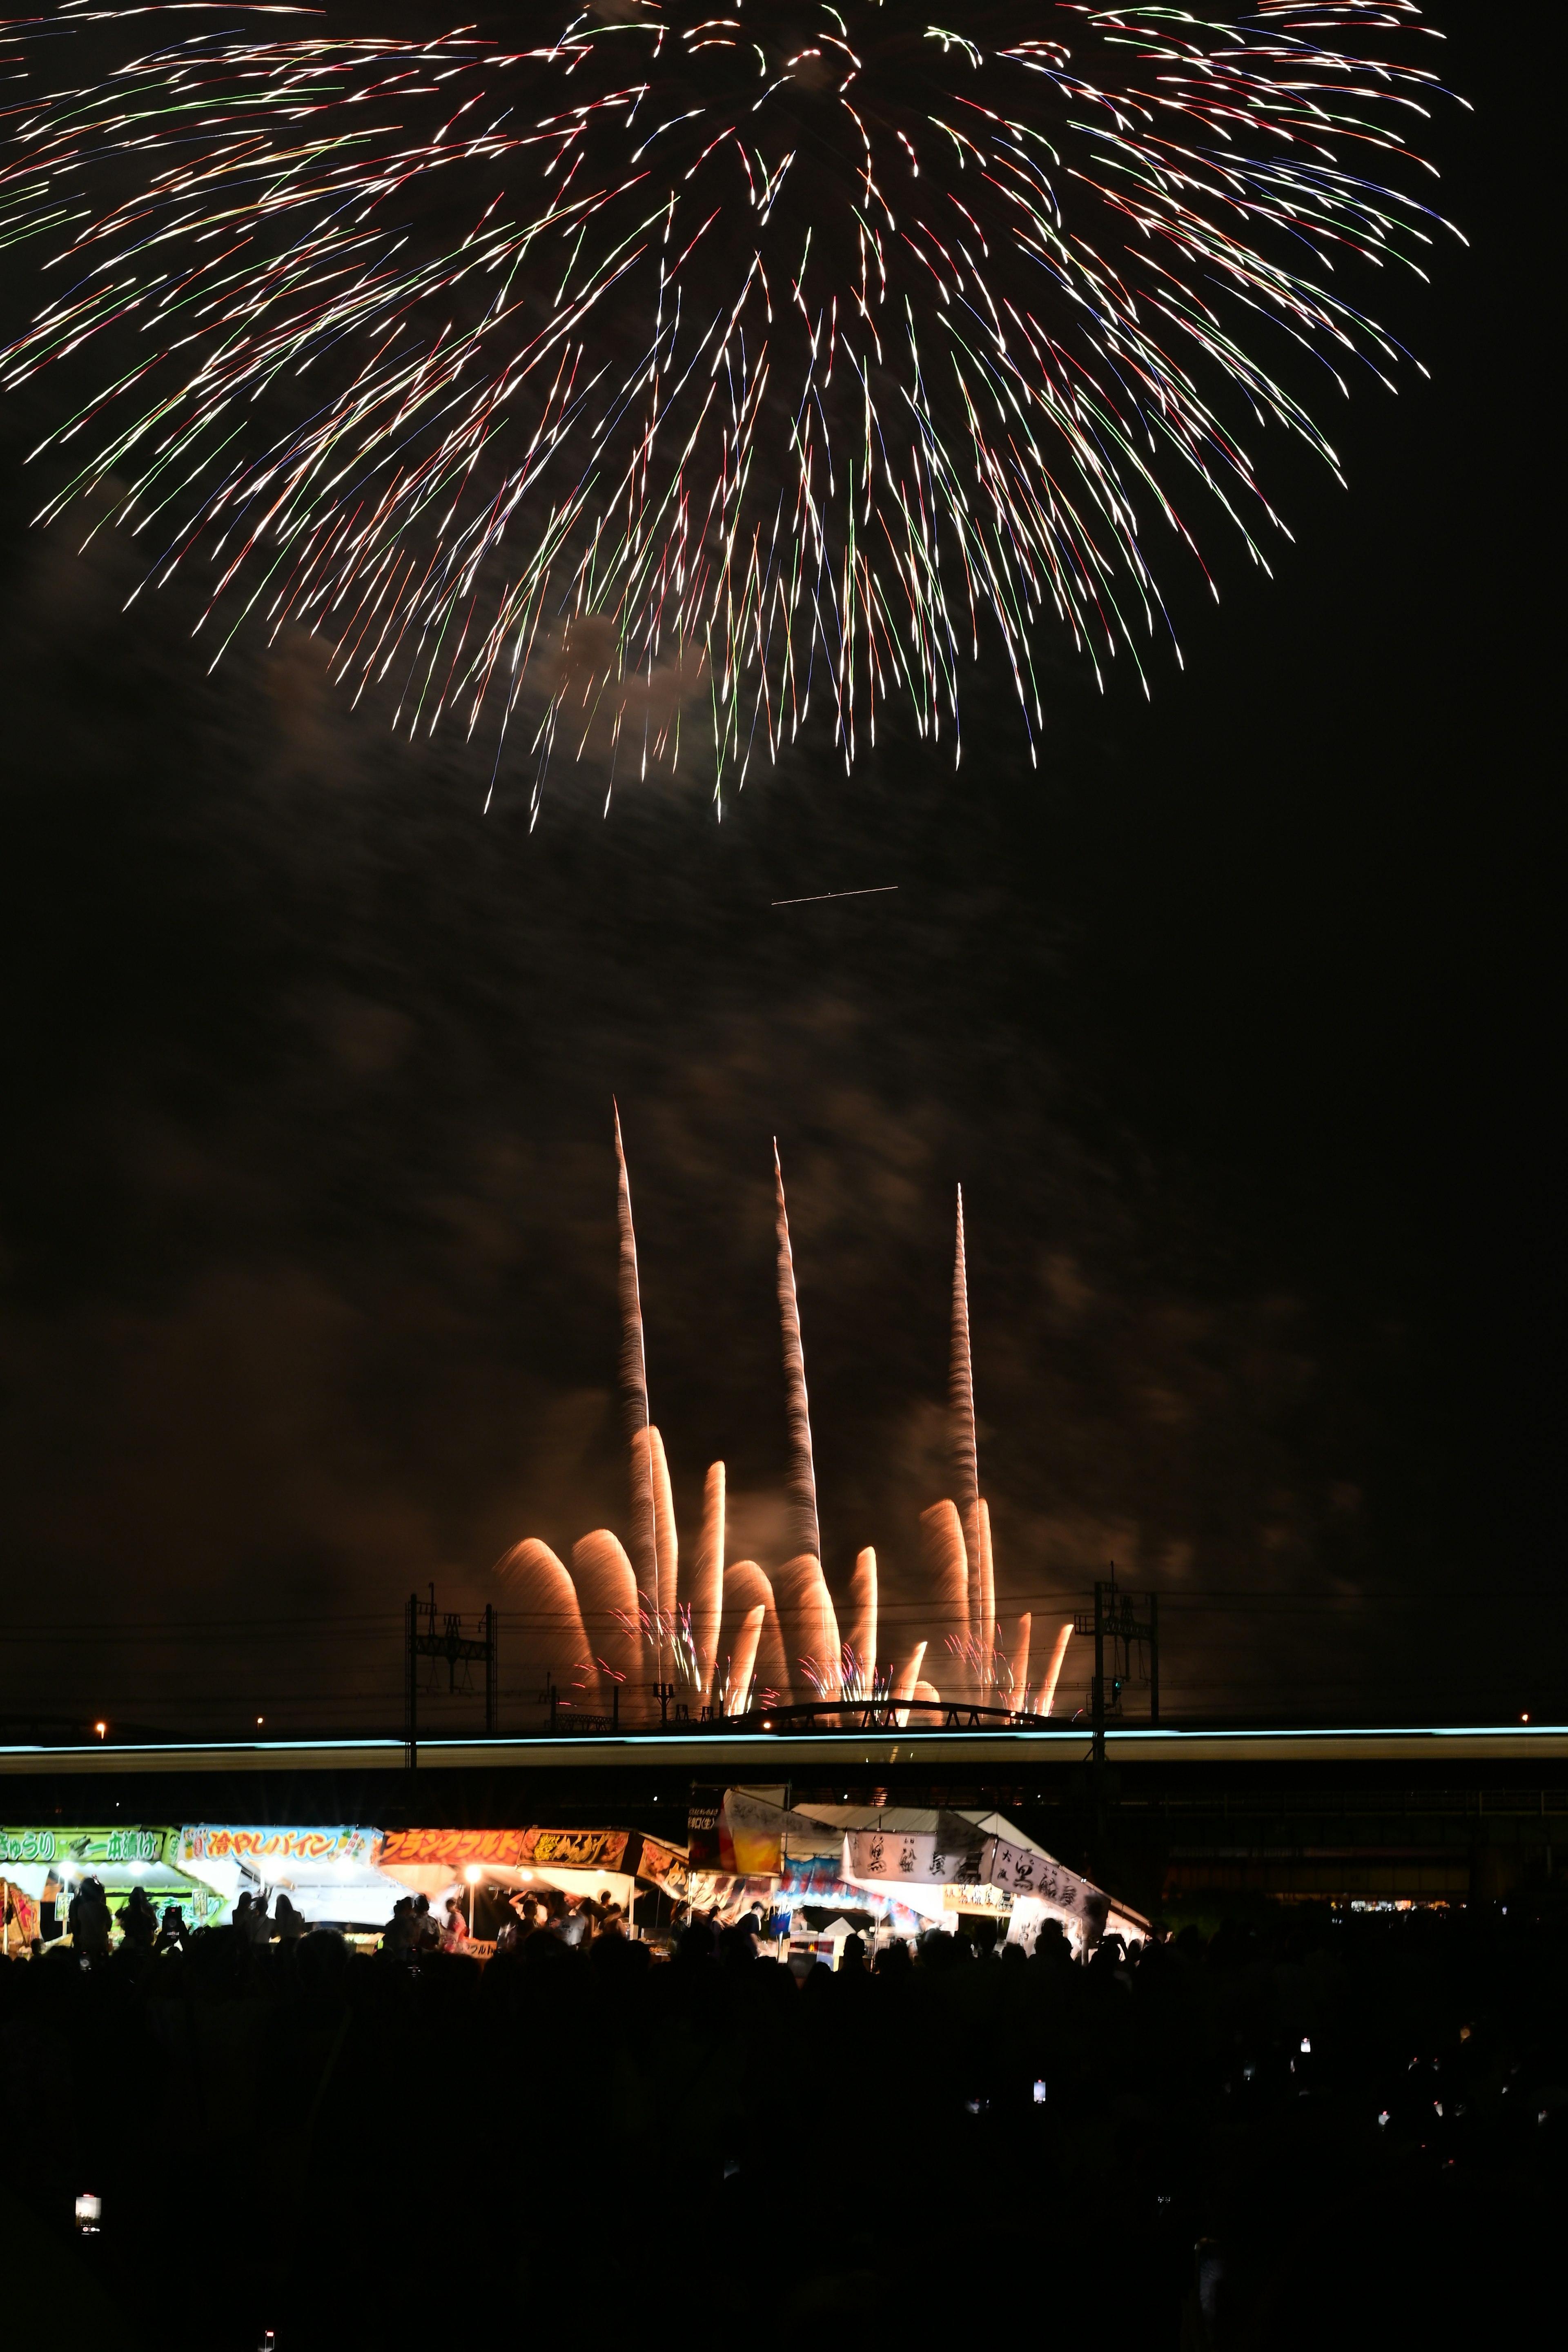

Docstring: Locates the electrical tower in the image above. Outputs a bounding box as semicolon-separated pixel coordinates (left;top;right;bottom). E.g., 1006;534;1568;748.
1074;1568;1160;1771
405;1589;498;1767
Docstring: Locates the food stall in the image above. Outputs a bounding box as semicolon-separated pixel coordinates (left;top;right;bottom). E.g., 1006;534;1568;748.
1;1824;212;1944
175;1824;392;1928
376;1826;640;1940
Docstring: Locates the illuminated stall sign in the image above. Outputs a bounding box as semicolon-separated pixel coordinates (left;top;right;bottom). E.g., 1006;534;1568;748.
178;1826;379;1869
633;1836;691;1901
378;1826;630;1874
3;1826;167;1868
686;1791;722;1871
719;1793;783;1877
379;1829;525;1871
523;1826;629;1872
177;1825;381;1862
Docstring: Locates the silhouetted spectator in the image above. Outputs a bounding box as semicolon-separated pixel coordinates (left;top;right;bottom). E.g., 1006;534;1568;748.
67;1875;111;1959
120;1884;157;1951
381;1896;416;1956
154;1903;186;1954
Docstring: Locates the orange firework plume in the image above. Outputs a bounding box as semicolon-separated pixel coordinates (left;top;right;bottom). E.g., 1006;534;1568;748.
773;1141;820;1564
1007;1610;1032;1700
688;1461;725;1705
951;1185;982;1646
842;1548;877;1691
1040;1620;1076;1718
648;1424;678;1627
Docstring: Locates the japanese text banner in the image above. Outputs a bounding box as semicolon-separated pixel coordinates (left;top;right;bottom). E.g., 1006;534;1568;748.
844;1829;984;1885
981;1836;1095;1913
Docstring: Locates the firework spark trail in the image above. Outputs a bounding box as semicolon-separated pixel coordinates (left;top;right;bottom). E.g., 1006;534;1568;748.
773;1138;820;1564
0;5;1460;805
1040;1617;1075;1718
613;1101;659;1642
950;1183;982;1653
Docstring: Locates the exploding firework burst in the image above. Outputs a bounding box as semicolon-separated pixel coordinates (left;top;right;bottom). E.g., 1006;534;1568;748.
1;3;1459;806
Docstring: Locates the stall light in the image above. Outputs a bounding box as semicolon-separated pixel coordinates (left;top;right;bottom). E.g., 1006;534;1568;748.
1032;2079;1047;2106
519;1869;532;1881
94;1722;107;1741
464;1864;483;1884
256;1717;264;1726
75;2193;102;2235
1300;2037;1312;2054
1377;2111;1390;2128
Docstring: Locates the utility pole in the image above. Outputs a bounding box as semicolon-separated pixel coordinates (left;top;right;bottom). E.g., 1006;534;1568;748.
405;1592;499;1768
1074;1571;1162;1863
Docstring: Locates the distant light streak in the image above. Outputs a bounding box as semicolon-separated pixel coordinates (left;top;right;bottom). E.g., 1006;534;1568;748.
770;886;898;907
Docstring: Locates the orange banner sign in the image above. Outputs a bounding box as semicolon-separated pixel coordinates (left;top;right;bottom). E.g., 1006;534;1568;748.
635;1836;691;1900
519;1827;629;1872
379;1829;526;1871
377;1826;630;1873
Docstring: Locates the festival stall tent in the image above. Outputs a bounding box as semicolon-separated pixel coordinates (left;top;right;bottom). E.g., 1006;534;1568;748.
176;1827;392;1926
374;1827;641;1929
713;1791;1149;1952
2;1825;210;1942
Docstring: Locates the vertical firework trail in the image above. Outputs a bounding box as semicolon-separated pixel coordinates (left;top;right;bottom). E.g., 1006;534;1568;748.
950;1185;982;1657
773;1141;820;1565
1040;1620;1076;1719
613;1102;659;1655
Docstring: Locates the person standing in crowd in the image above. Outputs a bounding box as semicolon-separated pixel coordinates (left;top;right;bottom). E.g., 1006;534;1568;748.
548;1891;588;1947
273;1892;305;1942
381;1895;416;1956
67;1874;112;1959
119;1884;157;1952
441;1895;469;1951
154;1904;186;1954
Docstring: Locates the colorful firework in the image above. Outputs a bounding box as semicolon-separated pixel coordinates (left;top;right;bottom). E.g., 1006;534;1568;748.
0;4;1458;807
495;1123;1078;1722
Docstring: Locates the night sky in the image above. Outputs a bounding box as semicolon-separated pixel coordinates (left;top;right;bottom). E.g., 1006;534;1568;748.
0;12;1552;1737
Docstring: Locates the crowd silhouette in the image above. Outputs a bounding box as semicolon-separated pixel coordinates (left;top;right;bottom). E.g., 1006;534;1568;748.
0;1885;1558;2348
